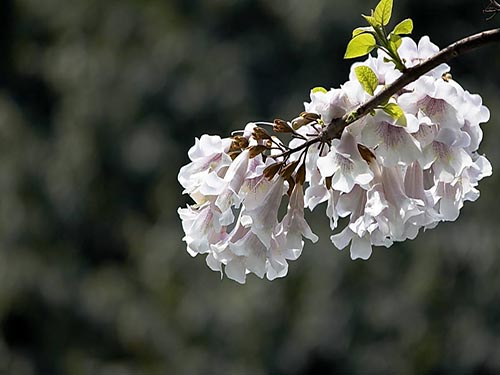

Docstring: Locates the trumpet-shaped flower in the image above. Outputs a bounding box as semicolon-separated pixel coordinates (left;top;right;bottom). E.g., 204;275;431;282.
317;131;373;193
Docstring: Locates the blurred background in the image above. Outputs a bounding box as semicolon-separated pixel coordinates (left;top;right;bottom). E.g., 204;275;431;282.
0;0;500;374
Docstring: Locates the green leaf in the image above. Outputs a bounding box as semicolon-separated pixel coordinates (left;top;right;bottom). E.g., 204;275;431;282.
311;87;327;94
392;18;413;35
396;114;407;127
362;14;380;28
389;33;402;51
374;0;393;26
344;33;376;59
354;65;379;96
352;26;374;37
383;103;407;126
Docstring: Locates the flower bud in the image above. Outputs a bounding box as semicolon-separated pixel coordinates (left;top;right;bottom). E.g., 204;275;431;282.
230;136;249;151
291;112;321;130
248;145;268;158
252;126;272;140
263;162;282;179
442;72;453;82
357;144;376;164
228;150;241;160
273;119;293;133
291;116;308;130
295;163;306;185
280;160;300;179
325;176;332;190
300;112;321;121
286;177;295;196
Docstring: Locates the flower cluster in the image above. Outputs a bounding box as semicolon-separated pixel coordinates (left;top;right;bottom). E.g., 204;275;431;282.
178;36;491;283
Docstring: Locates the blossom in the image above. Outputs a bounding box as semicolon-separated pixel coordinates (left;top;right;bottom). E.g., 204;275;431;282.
397;36;450;78
317;131;373;193
177;128;319;283
304;88;349;125
280;183;319;250
178;135;232;204
361;111;422;167
178;34;492;283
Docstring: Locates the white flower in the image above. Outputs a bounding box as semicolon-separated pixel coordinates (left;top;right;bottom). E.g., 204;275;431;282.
211;217;268;283
304;88;349;124
398;36;450;78
330;160;426;260
241;176;285;248
178;202;225;256
178;134;232;204
398;76;465;132
361;111;422;167
451;84;490;153
317;131;373;193
331;228;374;260
421;141;473;183
280;183;319;250
404;162;440;227
214;149;250;225
349;53;402;86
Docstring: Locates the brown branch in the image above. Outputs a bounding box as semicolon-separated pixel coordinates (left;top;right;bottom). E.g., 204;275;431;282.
274;134;324;160
325;28;500;140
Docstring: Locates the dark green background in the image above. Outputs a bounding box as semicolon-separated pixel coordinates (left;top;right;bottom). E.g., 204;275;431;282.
1;0;499;373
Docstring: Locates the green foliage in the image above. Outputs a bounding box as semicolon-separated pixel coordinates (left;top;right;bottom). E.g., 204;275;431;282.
392;18;414;35
374;0;393;26
389;33;403;50
352;26;374;37
354;65;379;95
344;34;377;59
362;14;380;28
344;0;412;72
311;86;328;94
383;103;407;126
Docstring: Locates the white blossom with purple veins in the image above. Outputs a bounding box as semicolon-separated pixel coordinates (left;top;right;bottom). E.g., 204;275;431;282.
178;34;492;283
361;111;422;167
397;36;450;78
304;89;349;125
317;131;373;192
178;135;232;204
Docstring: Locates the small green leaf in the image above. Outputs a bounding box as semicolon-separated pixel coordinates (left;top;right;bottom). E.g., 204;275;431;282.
392;18;413;35
311;87;327;94
383;103;407;126
374;0;393;26
396;114;407;127
352;26;374;37
344;33;376;59
362;14;380;28
383;103;404;118
389;33;402;51
354;65;379;96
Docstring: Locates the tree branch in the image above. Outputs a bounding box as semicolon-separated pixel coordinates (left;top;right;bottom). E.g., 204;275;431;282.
325;28;500;140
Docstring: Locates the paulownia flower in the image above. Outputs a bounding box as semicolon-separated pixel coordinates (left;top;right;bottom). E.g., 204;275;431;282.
178;33;492;283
